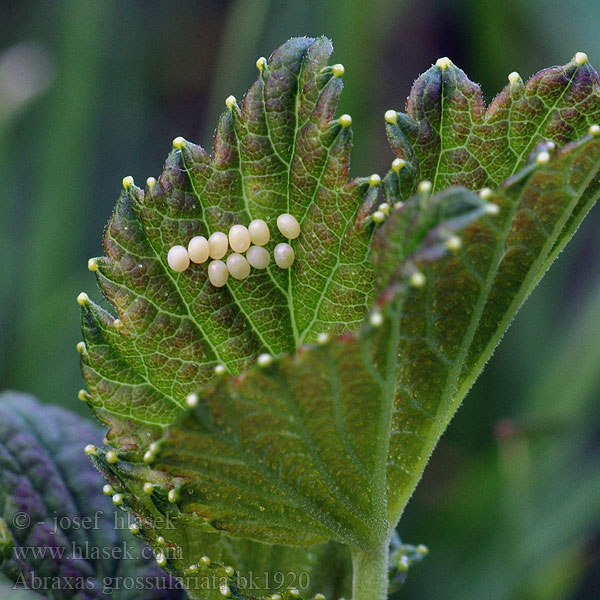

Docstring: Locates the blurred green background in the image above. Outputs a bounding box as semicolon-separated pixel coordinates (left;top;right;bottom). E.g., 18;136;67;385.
0;1;598;598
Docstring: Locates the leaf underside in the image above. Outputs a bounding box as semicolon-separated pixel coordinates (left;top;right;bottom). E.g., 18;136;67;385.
78;37;600;597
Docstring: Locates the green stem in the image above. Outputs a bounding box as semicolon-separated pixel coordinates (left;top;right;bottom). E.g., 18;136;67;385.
352;539;390;600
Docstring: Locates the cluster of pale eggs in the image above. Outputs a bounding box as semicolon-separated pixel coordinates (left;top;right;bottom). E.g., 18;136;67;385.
166;213;301;287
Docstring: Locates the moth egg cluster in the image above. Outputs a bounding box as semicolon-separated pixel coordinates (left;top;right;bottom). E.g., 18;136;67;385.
165;213;301;286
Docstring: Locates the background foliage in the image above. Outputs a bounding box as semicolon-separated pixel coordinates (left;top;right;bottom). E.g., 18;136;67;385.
0;1;598;598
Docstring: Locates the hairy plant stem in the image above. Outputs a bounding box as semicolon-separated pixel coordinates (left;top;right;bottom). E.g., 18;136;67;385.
352;536;390;600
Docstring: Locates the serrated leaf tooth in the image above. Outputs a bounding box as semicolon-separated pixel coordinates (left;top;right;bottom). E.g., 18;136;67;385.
185;392;199;408
225;95;237;110
372;211;386;224
338;113;352;128
369;173;381;186
417;180;432;194
445;234;462;251
435;56;452;70
214;364;227;376
409;271;426;288
536;150;551;165
256;56;267;71
77;292;90;306
257;353;274;367
508;71;521;85
392;158;406;172
84;444;97;455
354;182;379;230
385;109;398;124
331;63;345;77
369;311;384;327
312;73;343;126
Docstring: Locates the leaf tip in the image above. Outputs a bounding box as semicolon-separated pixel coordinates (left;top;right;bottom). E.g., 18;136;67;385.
129;521;140;535
256;56;267;71
122;175;134;189
338;113;352;128
143;482;155;495
112;493;124;506
369;173;381;187
508;71;521;85
78;388;90;402
102;484;114;496
172;136;186;149
372;210;387;224
445;234;462;252
76;291;90;306
385;109;398;124
225;94;237;110
257;352;274;367
417;180;432;194
185;392;199;408
484;202;500;215
106;450;119;464
574;51;589;66
435;56;452;70
316;332;330;345
76;341;86;354
589;123;600;136
146;176;157;188
410;271;426;288
331;63;345;77
392;157;406;172
214;363;227;376
479;187;493;201
84;443;97;456
535;150;551;165
378;202;390;215
87;257;98;272
369;310;384;327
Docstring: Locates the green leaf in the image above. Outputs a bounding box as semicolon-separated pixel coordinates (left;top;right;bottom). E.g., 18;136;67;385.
78;39;600;600
0;392;184;599
380;55;600;522
80;36;376;454
87;445;351;599
87;187;487;600
134;188;488;550
383;54;600;194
